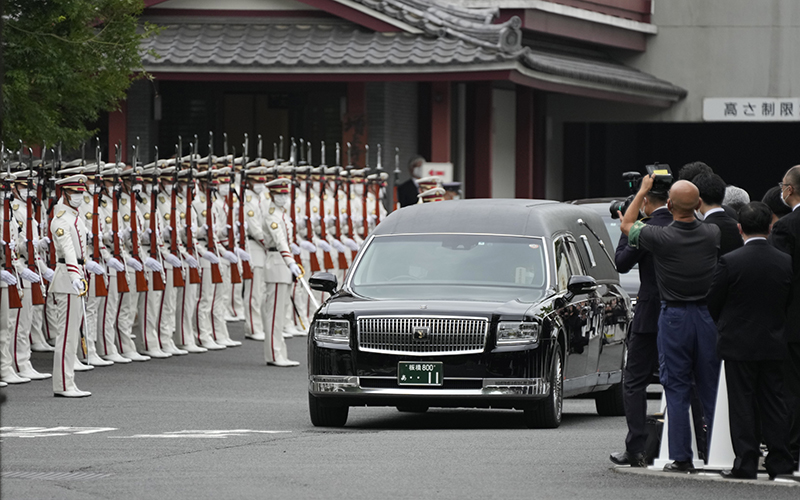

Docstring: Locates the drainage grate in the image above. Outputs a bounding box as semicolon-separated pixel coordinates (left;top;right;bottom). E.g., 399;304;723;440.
2;471;112;481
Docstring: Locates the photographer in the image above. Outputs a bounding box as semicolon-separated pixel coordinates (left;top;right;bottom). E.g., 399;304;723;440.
609;183;671;468
620;175;721;473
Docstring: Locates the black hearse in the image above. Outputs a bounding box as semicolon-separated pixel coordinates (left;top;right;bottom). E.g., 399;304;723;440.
307;199;631;428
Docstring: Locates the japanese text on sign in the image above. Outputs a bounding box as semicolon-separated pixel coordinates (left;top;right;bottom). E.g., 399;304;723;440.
703;98;800;122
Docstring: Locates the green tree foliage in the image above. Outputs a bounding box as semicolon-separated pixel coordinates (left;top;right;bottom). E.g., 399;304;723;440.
2;0;158;148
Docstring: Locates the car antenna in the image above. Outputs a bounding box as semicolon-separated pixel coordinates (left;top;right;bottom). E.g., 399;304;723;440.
577;218;617;271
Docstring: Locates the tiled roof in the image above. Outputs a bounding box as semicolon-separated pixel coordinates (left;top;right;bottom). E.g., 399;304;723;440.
141;23;516;69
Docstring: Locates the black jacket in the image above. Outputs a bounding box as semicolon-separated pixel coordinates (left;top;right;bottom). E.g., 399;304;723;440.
769;207;800;343
703;210;743;256
707;240;792;360
397;179;419;208
615;207;672;334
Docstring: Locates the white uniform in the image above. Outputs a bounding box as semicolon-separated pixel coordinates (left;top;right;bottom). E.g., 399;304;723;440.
156;187;188;355
47;200;89;395
192;187;226;350
243;188;267;341
97;190;131;363
210;190;239;347
0;197;29;385
174;182;206;353
137;187;170;358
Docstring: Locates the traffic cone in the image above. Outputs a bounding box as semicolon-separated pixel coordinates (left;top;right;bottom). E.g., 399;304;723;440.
705;361;735;470
651;390;698;469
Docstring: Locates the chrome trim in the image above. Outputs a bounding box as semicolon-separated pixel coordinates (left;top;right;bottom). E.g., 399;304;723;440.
346;233;550;293
309;376;549;397
357;315;490;356
580;234;597;268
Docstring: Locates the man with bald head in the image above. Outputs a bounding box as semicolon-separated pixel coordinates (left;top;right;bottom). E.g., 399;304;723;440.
769;164;800;468
621;175;721;473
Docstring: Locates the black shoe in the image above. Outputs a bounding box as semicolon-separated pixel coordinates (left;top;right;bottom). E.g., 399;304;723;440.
610;451;646;467
767;469;795;481
663;460;695;473
720;469;756;480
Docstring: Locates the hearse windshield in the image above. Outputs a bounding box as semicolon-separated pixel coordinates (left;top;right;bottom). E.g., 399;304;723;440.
350;233;548;301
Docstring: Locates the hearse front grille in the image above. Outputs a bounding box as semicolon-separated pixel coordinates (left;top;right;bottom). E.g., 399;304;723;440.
357;317;489;356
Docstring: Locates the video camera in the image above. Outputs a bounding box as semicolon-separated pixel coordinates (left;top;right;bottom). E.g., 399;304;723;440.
609;163;673;219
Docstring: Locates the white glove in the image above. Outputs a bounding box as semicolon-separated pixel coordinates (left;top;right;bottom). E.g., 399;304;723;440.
86;260;106;276
290;243;301;255
107;257;125;272
201;251;220;264
332;239;347;253
353;215;364;225
165;254;182;267
0;270;17;286
299;240;317;253
318;240;332;252
324;215;337;226
20;268;41;283
119;228;131;240
164;225;172;233
185;255;199;268
72;278;85;294
202;224;209;231
225;224;232;230
222;250;239;264
8;239;16;252
368;214;377;224
289;262;302;278
339;213;348;223
310;214;321;225
190;225;199;237
145;257;163;273
235;247;251;262
126;258;143;272
244;221;249;231
297;218;306;230
343;237;359;251
38;237;51;250
43;268;55;282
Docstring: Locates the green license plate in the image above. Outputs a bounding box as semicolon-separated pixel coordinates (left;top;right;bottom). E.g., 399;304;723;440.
398;362;443;386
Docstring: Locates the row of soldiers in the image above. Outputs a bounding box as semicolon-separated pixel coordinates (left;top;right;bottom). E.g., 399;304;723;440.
0;137;449;397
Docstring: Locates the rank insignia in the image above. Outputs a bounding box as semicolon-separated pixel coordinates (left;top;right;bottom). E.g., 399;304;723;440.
56;210;65;218
105;216;112;224
56;228;64;236
86;213;93;220
12;204;19;211
159;196;166;204
121;198;127;205
84;196;91;204
247;210;254;217
270;222;278;230
246;195;252;202
269;207;275;215
102;200;108;207
123;214;130;222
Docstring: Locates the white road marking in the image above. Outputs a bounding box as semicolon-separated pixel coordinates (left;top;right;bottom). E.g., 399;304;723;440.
109;429;292;439
0;427;117;438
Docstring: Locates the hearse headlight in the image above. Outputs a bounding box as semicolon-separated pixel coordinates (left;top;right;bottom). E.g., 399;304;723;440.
313;319;351;344
496;321;540;346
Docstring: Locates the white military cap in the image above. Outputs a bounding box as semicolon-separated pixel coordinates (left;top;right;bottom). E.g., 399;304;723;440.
245;166;268;176
367;171;389;181
213;166;232;176
265;178;291;193
0;172;17;181
417;187;446;203
100;166;122;177
324;166;340;176
309;166;324;175
140;166;161;178
62;159;83;168
58;165;85;176
56;174;89;192
11;169;36;182
178;168;199;178
159;166;177;176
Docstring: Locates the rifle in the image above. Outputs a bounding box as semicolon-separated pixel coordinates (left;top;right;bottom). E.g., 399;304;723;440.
224;135;242;285
90;145;108;297
170;141;185;288
288;139;302;266
393;147;401;212
149;147;166;292
3;142;22;309
46;144;61;276
26;148;46;305
239;134;253;280
332;143;348;270
305;160;321;273
129;144;148;292
362;145;370;240
111;143;130;293
317;142;334;270
205;135;223;284
345;142;356;261
185;137;202;285
374;144;384;226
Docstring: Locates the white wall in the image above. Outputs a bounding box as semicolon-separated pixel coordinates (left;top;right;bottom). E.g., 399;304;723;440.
491;88;516;199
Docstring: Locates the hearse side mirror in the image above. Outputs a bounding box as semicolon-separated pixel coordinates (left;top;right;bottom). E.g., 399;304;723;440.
566;275;597;300
309;272;338;295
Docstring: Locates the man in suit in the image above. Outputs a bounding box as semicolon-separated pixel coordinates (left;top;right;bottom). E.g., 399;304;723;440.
707;201;795;479
694;173;743;256
397;155;425;208
610;187;672;467
769;164;800;468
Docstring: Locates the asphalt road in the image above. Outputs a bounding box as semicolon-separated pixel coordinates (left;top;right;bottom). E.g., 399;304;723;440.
1;321;797;499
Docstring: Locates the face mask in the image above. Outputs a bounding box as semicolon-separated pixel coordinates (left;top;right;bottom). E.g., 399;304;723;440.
69;193;84;207
272;193;289;207
412;165;423;179
145;185;153;195
354;184;364;196
253;184;266;195
18;189;29;199
218;185;230;197
781;185;792;208
163;185;173;195
131;184;142;193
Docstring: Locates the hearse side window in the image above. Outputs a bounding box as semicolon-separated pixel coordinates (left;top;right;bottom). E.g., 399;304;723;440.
554;238;571;292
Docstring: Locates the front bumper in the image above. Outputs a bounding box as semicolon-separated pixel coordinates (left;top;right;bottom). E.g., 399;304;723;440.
309;375;550;397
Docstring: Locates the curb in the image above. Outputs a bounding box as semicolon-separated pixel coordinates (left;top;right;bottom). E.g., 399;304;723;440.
613;466;800;487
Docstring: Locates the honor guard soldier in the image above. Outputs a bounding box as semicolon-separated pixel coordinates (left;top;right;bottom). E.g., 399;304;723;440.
154;164;189;356
9;169;51;380
242;164;270;341
209;164;241;347
96;164;132;364
28;159;54;354
227;155;247;322
288;165;314;337
418;187;446;203
48;174;92;398
263;177;302;367
0;171;30;385
173;162;206;353
365;170;388;233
